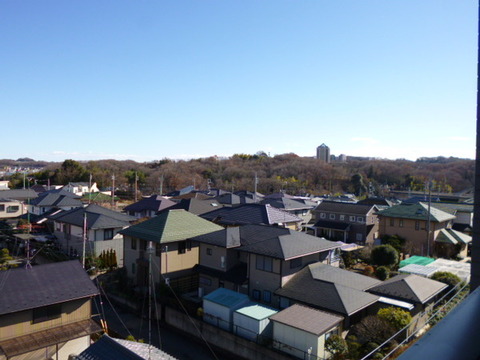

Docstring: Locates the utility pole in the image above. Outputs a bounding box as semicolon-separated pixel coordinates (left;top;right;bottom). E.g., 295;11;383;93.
159;175;164;196
426;181;432;257
111;174;115;208
254;172;258;203
134;171;138;202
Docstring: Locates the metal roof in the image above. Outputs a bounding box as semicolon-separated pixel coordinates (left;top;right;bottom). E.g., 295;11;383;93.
203;288;249;308
270;304;343;336
234;303;278;320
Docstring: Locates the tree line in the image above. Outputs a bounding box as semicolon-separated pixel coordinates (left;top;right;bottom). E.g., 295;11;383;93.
2;154;474;198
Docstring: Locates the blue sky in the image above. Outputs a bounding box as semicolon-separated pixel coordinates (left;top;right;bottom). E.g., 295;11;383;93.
1;1;477;162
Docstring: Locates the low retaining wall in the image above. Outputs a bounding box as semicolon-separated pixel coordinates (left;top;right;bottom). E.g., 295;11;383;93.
165;307;295;360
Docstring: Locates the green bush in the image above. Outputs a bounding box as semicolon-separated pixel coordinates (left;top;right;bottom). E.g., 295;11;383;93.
375;266;390;280
378;307;412;331
371;245;399;268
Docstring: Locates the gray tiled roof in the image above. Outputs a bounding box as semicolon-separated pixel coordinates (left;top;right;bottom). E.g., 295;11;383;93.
123;195;176;213
201;204;302;226
0;260;99;316
191;224;340;259
0;189;38;201
167;198;224;215
261;197;314;211
270;304;343;336
77;334;177;360
30;192;83;207
368;274;448;304
314;201;376;215
275;263;380;316
51;204;135;229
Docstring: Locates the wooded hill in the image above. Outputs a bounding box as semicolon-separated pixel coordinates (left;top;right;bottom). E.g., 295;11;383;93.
1;154;474;198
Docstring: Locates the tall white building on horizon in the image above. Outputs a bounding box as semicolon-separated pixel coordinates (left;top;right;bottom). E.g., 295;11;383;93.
316;143;331;163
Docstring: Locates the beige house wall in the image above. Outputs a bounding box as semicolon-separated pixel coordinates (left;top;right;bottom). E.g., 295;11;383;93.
0;298;91;341
248;254;282;307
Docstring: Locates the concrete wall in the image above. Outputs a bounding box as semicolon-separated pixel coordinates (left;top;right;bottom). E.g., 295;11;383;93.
165;307;295;360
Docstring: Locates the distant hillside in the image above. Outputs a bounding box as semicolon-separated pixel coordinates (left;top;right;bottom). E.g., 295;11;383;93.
0;154;474;198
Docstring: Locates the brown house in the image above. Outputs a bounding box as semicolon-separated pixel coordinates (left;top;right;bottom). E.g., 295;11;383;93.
312;201;380;245
0;260;101;360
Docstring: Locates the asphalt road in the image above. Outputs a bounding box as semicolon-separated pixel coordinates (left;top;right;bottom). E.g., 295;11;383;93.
94;296;234;360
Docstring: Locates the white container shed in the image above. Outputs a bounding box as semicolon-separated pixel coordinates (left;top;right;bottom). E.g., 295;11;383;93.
270;304;343;360
202;288;250;331
233;302;278;341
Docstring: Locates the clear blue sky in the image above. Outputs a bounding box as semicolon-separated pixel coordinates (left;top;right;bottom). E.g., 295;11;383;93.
1;1;477;162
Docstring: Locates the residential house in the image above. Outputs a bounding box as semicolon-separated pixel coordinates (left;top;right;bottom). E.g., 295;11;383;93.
120;209;223;290
275;262;381;329
0;189;37;202
270;304;343;360
376;202;470;257
0;198;26;219
63;182;100;197
214;193;256;206
201;203;303;230
28;190;82;216
0;260;101;360
428;202;474;235
191;224;342;308
233;190;264;203
166;198;224;216
77;334;177;360
51;204;136;266
368;274;447;332
312;201;380;245
260;197;316;225
123;195;176;219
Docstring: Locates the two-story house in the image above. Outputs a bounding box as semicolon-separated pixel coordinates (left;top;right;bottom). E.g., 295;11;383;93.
120;209;223;291
0;260;101;360
377;202;470;257
28;190;83;216
190;224;342;308
63;182;100;197
123;195;176;219
260;197;317;225
0;198;26;219
50;204;136;266
312;201;380;245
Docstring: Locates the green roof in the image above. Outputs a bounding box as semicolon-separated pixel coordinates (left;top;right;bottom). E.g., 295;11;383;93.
400;255;435;268
377;203;455;223
235;303;278;320
119;209;223;243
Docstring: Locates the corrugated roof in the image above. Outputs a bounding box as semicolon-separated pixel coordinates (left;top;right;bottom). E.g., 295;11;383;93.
120;209;223;244
234;303;278;320
0;260;99;316
203;288;249;308
270;304;343;336
400;255;436;268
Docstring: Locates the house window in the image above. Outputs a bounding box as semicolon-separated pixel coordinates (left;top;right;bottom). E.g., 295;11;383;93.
252;289;260;300
256;255;273;272
399;220;404;228
339;215;345;221
349;216;355;221
0;205;4;212
357;217;364;223
186;240;192;251
356;233;363;242
104;228;114;240
178;241;186;254
142;240;148;251
131;238;137;250
206;248;212;255
390;218;395;226
156;243;162;256
6;206;19;213
329;214;335;220
132;263;136;274
263;290;272;303
32;304;62;324
320;213;326;219
415;221;420;231
290;257;302;269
